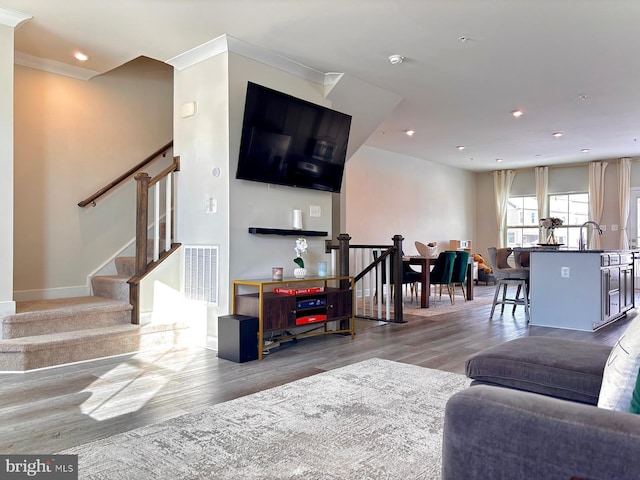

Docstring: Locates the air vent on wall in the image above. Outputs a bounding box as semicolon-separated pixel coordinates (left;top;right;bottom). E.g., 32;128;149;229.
184;245;219;305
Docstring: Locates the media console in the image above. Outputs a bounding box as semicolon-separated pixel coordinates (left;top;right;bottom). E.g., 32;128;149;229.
231;275;354;360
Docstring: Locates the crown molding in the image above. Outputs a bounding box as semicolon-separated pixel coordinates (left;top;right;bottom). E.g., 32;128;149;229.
166;34;342;87
14;51;100;80
0;7;31;28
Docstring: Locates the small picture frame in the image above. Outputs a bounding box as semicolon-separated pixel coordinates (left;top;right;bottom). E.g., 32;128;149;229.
272;267;283;281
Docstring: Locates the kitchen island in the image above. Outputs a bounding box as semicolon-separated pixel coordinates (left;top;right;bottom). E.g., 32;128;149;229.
530;249;636;331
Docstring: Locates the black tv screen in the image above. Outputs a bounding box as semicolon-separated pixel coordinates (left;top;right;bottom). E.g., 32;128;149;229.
236;82;352;193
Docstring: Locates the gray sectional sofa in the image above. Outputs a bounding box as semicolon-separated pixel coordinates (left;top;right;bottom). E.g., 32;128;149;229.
442;337;640;479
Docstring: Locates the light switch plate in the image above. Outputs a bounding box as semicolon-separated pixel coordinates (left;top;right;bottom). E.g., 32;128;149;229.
310;205;321;217
206;197;217;213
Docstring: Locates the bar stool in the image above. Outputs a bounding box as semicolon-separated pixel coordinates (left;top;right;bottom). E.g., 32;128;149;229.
487;247;530;320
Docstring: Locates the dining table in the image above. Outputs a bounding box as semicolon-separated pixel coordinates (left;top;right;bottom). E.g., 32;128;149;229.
403;255;474;308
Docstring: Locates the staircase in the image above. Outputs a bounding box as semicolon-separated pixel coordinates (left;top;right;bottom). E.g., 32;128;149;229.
0;249;192;372
0;147;187;372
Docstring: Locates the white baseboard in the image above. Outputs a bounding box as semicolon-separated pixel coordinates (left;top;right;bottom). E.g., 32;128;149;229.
13;285;91;302
0;300;16;315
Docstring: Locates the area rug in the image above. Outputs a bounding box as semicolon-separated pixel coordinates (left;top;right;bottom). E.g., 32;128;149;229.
62;358;470;479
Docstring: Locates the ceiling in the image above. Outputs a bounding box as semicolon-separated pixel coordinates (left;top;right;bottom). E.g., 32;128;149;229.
5;0;640;172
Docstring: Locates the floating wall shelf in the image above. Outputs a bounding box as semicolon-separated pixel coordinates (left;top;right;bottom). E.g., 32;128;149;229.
248;227;328;237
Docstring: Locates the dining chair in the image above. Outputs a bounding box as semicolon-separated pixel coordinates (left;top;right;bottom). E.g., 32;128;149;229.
373;250;421;302
450;250;471;303
487;247;530;320
429;251;456;305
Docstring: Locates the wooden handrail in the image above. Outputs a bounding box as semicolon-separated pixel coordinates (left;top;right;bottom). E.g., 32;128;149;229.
78;141;173;207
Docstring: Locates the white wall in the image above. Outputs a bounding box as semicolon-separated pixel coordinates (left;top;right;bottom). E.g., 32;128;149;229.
346;145;476;253
173;51;336;347
13;58;173;298
228;54;334;280
0;24;14;314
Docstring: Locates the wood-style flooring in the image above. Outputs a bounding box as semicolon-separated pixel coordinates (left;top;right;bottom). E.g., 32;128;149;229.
0;284;632;454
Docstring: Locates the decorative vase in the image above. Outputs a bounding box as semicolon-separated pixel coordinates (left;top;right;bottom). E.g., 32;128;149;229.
294;267;307;279
546;230;557;244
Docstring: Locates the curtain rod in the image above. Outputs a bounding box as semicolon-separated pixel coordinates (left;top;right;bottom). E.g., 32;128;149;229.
489;157;638;174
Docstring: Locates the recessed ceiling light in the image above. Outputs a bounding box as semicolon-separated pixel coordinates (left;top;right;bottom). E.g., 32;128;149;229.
388;54;404;65
404;130;415;137
459;36;470;43
578;94;588;101
456;145;466;151
511;109;524;118
496;158;503;163
581;148;590;153
74;51;89;62
552;131;564;138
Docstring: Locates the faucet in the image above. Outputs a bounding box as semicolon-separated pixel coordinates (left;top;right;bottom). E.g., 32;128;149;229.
579;221;604;250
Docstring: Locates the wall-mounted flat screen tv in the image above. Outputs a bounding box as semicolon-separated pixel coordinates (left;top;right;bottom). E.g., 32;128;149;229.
236;82;352;193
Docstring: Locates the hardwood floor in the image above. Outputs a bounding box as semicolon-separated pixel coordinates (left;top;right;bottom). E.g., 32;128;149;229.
0;284;632;455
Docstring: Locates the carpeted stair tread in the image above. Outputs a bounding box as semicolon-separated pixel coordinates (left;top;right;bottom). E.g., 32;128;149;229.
115;257;136;277
0;320;189;351
91;276;130;302
11;296;131;317
0;320;192;371
2;296;132;339
115;256;154;277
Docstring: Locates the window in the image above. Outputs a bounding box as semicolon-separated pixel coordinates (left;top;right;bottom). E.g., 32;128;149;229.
506;196;539;248
506;192;588;248
548;193;589;249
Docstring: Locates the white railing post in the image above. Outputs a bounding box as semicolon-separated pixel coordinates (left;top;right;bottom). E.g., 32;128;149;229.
165;173;172;252
153;182;160;261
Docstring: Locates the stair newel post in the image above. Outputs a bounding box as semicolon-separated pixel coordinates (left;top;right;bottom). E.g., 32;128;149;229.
130;172;151;324
337;233;351;283
337;233;351;331
134;172;151;275
392;234;405;324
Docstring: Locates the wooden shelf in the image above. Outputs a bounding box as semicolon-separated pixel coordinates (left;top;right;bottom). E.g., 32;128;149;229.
232;276;354;360
248;227;328;236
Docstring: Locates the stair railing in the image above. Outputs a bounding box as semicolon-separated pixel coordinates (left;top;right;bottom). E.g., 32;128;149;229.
327;234;405;323
78;141;173;207
128;156;181;324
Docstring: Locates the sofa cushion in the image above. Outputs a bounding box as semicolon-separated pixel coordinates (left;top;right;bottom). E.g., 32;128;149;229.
598;316;640;411
466;337;611;405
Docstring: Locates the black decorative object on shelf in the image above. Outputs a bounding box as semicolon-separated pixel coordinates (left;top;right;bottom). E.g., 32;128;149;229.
248;227;328;237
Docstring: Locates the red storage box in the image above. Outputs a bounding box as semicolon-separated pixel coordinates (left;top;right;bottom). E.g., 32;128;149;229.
295;314;327;325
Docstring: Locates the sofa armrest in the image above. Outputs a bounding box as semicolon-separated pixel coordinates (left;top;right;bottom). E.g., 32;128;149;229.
443;385;640;480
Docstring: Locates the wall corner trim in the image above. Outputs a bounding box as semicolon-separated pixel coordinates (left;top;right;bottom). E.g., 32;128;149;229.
0;7;31;28
166;33;343;87
15;51;100;80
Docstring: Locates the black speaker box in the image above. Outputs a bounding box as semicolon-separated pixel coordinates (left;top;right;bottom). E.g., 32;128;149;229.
218;314;258;363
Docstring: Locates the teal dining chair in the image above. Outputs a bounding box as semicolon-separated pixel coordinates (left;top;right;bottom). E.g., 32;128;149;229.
450;250;471;303
429;251;456;305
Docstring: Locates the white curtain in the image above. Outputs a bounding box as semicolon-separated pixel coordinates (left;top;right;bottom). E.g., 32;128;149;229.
618;158;631;249
535;166;549;241
589;161;608;249
493;170;516;247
